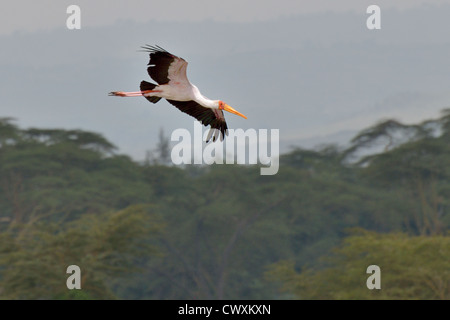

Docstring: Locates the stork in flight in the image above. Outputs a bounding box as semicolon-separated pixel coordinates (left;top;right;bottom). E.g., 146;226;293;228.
109;45;247;142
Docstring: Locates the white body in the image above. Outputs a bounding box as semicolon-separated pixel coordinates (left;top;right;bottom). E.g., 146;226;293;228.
147;83;217;109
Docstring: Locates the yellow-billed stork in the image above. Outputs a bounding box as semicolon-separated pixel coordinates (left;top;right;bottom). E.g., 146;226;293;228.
109;45;247;142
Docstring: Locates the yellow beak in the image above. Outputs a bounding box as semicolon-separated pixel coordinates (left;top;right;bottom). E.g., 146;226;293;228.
222;104;247;119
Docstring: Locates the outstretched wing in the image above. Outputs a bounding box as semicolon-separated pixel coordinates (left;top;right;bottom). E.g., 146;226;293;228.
140;45;189;85
166;100;229;142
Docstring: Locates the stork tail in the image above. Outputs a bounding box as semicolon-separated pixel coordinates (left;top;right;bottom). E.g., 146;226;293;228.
140;81;162;104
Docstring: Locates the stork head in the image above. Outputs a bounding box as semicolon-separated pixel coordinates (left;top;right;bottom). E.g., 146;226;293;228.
218;101;247;119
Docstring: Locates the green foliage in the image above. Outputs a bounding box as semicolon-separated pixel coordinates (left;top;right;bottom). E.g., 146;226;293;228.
0;110;449;300
266;230;450;299
0;205;163;299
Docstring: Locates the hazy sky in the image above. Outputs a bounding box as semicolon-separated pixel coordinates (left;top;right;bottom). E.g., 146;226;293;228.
1;1;450;159
2;0;450;35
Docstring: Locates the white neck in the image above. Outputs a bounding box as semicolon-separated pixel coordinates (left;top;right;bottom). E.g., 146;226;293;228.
193;88;219;109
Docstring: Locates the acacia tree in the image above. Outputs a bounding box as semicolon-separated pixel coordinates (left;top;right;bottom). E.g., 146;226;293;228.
0;205;164;299
343;111;450;235
134;164;298;299
0;126;154;229
266;229;450;300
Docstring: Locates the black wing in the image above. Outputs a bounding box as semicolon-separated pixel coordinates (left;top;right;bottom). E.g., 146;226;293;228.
140;45;185;85
166;100;229;142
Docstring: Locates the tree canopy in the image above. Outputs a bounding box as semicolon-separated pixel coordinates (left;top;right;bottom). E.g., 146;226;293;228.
0;110;449;299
